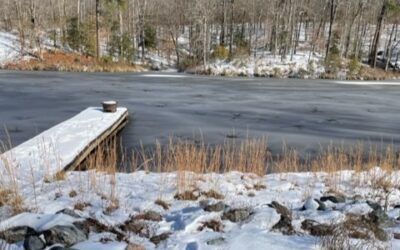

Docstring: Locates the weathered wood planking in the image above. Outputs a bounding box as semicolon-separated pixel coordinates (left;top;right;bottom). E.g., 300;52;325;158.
63;109;129;172
0;107;129;184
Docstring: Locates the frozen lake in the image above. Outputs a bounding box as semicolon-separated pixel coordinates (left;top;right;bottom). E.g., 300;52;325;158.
0;71;399;155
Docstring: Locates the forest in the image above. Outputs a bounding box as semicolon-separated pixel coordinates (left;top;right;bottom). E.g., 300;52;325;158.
0;0;400;75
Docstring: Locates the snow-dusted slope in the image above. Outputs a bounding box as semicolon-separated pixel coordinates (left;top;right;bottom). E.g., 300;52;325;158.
0;32;22;65
1;169;399;249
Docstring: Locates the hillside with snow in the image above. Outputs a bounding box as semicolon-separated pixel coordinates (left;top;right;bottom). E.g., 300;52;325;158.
1;169;400;250
0;32;23;65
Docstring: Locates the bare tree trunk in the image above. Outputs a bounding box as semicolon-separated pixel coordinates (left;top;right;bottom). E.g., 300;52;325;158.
203;15;207;70
385;23;396;71
229;0;234;57
220;0;226;45
325;0;338;62
95;0;100;59
370;0;389;68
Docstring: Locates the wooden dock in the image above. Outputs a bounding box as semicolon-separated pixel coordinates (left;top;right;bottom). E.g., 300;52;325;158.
0;107;128;184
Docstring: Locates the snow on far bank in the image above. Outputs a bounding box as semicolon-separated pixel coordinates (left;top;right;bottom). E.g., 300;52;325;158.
0;107;128;185
206;51;325;78
334;80;400;86
141;74;186;78
0;32;23;65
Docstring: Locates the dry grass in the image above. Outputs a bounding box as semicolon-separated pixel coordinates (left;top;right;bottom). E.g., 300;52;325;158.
155;199;170;210
2;50;146;73
201;189;225;200
0;133;25;214
320;214;390;250
126;138;399;197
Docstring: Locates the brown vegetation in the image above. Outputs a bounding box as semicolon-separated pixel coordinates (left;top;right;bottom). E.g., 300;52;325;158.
2;51;146;73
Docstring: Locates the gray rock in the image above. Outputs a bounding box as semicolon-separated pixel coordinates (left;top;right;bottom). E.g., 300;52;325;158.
269;201;292;219
366;201;394;228
269;201;295;235
0;226;36;243
315;199;327;211
366;201;382;211
301;198;319;210
150;232;171;245
56;209;81;218
222;208;251;223
72;221;90;236
206;237;225;246
43;225;87;247
301;219;333;236
142;211;162;221
204;201;226;212
24;235;45;250
48;245;67;250
320;195;345;203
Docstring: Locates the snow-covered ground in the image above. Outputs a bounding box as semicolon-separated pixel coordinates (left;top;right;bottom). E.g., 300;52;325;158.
0;32;23;65
206;52;325;78
1;168;400;249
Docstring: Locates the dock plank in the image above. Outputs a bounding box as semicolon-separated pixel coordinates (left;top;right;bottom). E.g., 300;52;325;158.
0;107;128;184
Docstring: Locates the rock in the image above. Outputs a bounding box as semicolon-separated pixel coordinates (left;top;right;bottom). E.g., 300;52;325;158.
48;246;66;250
135;210;162;222
72;221;90;236
301;219;333;236
222;208;252;223
268;201;292;220
206;237;225;246
366;201;394;228
367;209;394;228
271;214;295;235
0;226;36;243
24;235;46;250
366;201;382;211
126;243;145;250
320;195;345;203
203;201;226;212
43;225;87;247
302;198;320;210
198;220;223;232
174;190;200;201
149;232;171;245
269;201;295;235
123;220;151;238
56;209;81;218
315;199;327;211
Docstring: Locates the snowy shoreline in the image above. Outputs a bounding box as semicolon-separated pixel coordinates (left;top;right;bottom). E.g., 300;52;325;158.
1;169;400;249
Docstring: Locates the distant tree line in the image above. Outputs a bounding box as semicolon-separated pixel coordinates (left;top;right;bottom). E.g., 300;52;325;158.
0;0;399;70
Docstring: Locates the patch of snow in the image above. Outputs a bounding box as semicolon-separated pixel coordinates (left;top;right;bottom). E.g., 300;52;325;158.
334;80;400;86
0;32;23;65
0;212;81;232
0;169;397;249
141;74;186;78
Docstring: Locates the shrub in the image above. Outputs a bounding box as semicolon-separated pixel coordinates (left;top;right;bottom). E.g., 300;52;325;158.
272;67;282;78
66;17;81;51
177;56;198;72
232;45;250;59
325;30;342;74
348;56;361;75
144;24;156;49
211;45;229;60
307;60;316;75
